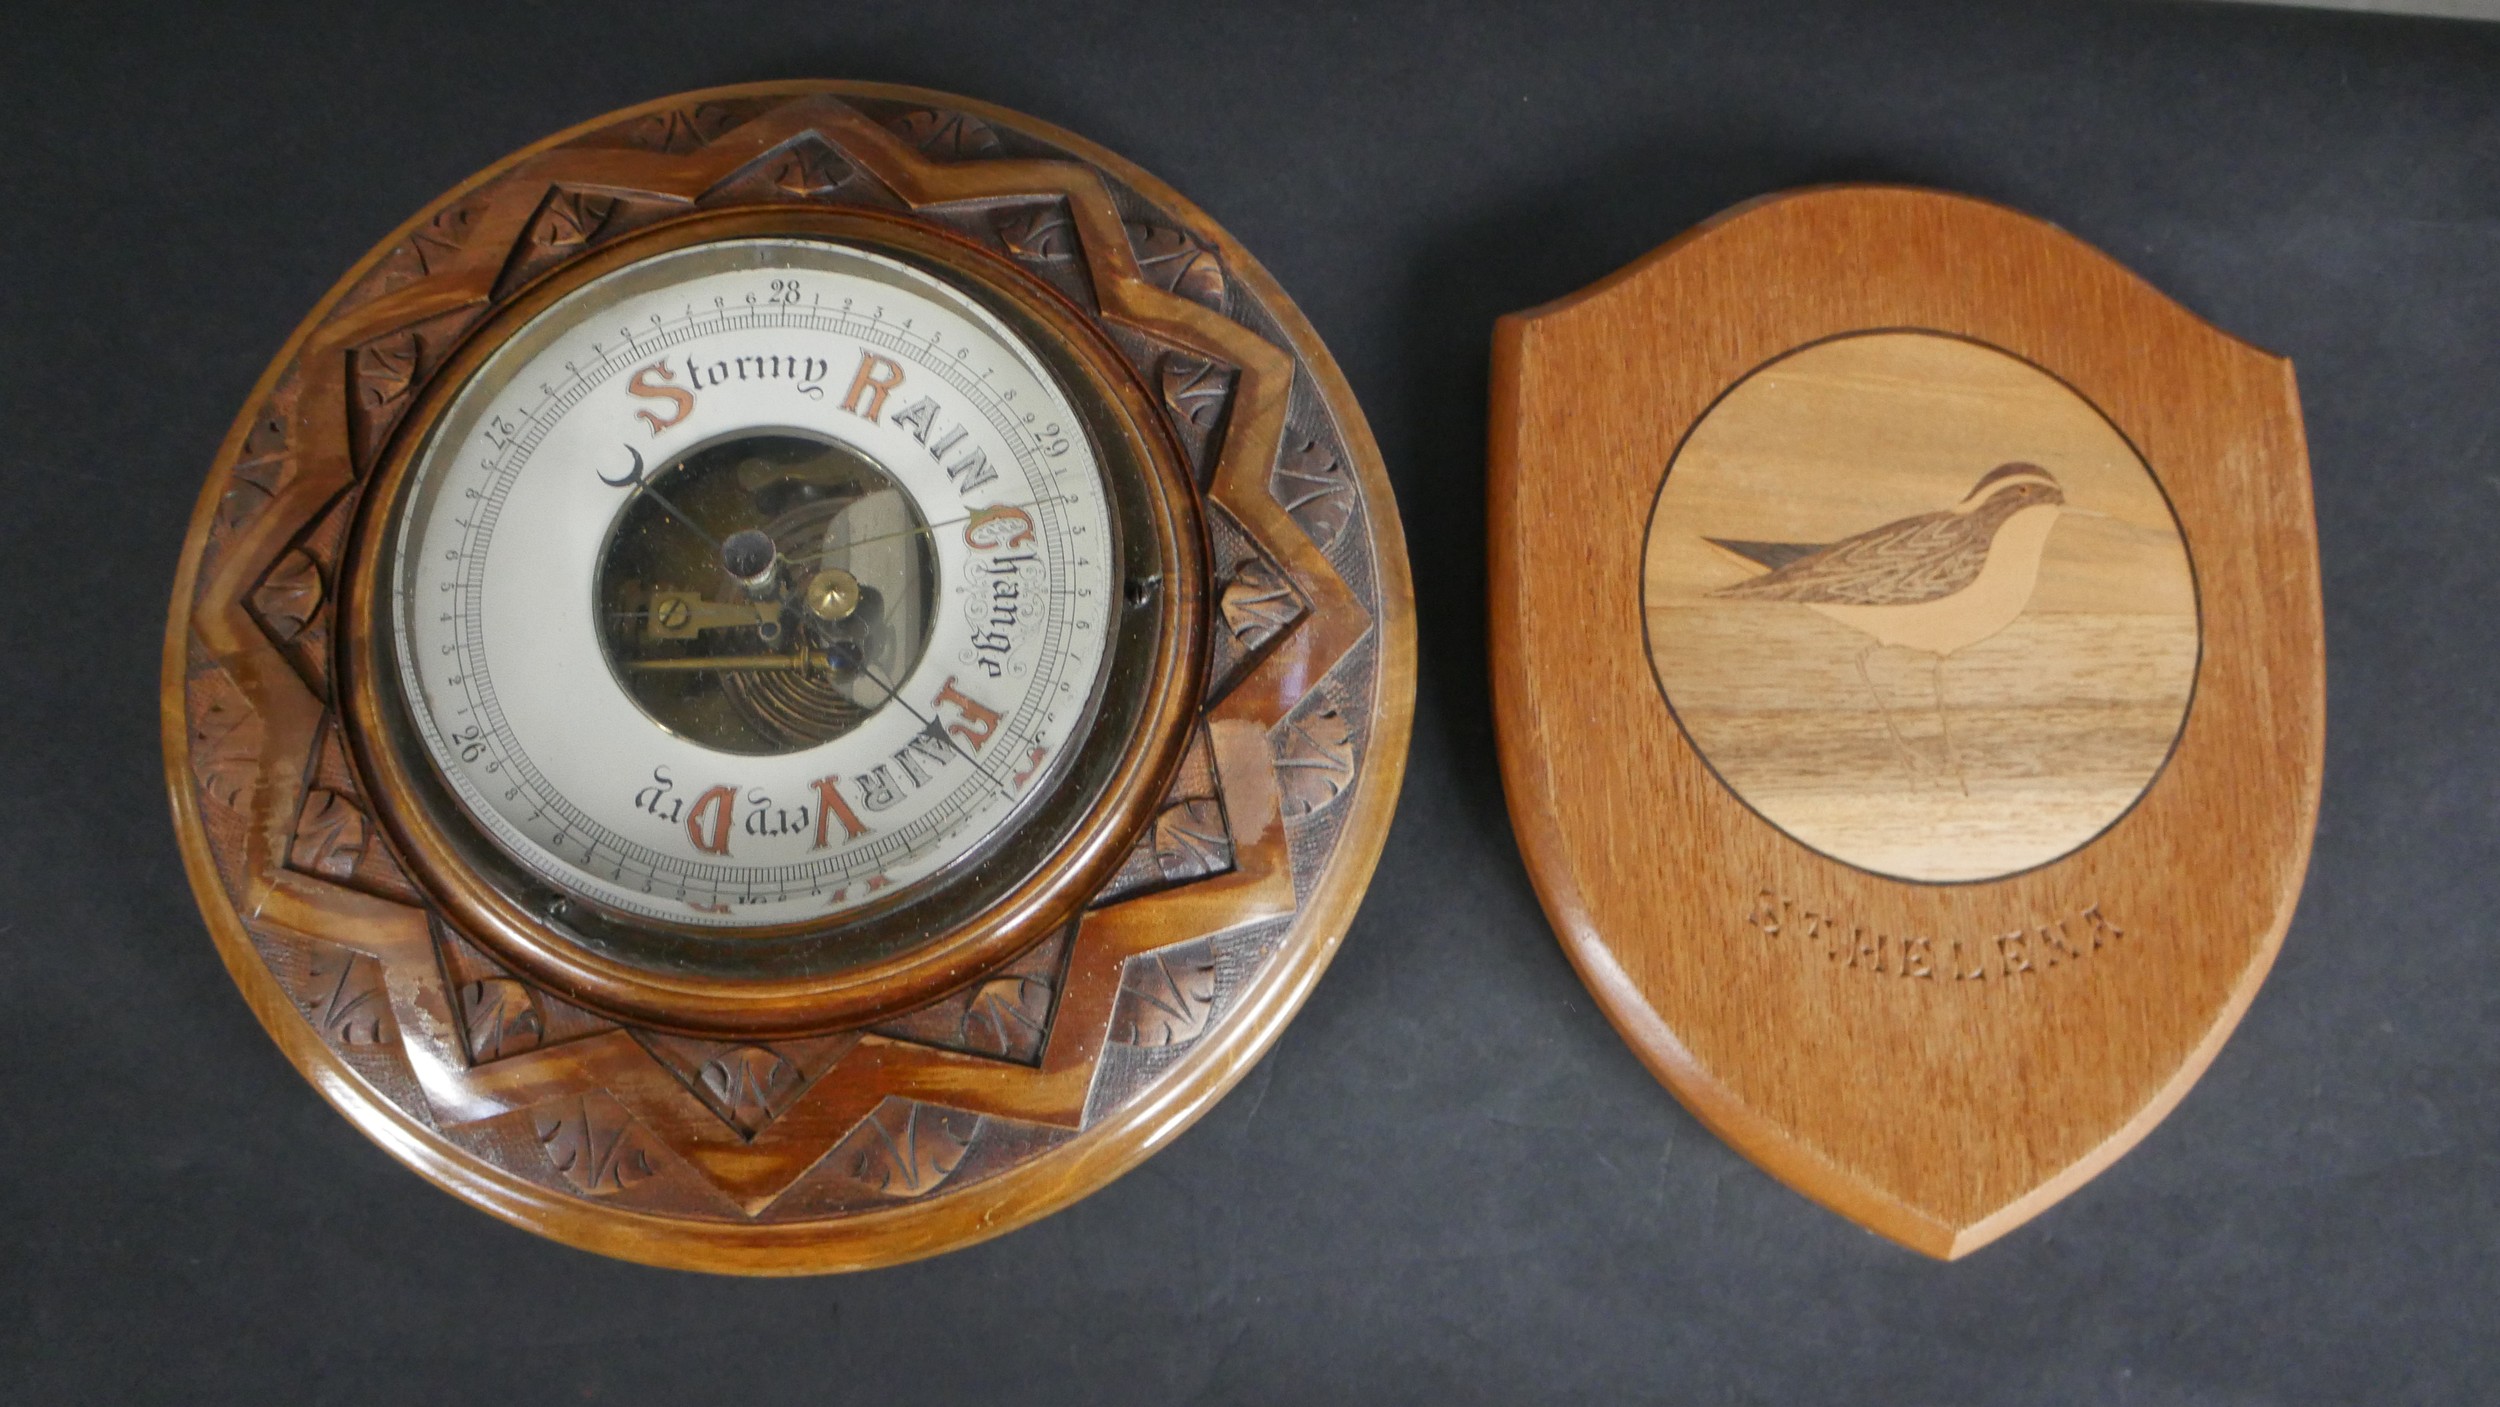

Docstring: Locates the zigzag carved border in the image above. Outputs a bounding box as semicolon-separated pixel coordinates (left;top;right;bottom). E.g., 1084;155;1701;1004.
167;84;1408;1267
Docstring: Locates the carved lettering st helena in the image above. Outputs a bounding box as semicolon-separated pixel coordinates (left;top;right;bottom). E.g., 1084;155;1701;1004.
1745;889;2126;984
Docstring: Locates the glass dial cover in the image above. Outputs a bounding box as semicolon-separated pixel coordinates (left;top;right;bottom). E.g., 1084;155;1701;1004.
390;238;1117;930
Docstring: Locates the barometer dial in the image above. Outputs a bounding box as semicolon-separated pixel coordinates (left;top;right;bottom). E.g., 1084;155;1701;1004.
391;239;1117;930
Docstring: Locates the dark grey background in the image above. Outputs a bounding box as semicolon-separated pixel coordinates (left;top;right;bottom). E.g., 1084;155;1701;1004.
5;2;2495;1402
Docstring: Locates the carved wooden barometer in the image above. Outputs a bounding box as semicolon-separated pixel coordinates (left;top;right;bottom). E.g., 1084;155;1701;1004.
164;83;1412;1271
1492;188;2322;1257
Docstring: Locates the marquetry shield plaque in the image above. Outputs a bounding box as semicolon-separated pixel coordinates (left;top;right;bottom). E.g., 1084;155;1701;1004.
1490;187;2321;1257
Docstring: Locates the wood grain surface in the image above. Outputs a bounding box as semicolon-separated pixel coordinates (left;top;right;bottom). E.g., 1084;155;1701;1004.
1491;187;2321;1258
1644;330;2198;881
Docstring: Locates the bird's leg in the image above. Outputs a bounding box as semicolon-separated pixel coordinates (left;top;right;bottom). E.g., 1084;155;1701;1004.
1930;652;1969;797
1855;644;1924;786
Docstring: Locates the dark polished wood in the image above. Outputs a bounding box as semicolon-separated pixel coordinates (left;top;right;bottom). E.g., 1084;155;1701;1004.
165;82;1414;1273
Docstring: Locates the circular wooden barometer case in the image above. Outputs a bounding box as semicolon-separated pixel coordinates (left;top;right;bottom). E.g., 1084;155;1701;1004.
164;82;1413;1272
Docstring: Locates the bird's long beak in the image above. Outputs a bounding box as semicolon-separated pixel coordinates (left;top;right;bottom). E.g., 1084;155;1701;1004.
2062;506;2112;520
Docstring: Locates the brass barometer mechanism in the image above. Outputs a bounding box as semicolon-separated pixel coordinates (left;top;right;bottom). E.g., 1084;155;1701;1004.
803;567;862;622
599;431;937;753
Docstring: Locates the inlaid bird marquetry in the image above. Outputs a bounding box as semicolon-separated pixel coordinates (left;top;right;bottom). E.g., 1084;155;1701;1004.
1706;462;2076;792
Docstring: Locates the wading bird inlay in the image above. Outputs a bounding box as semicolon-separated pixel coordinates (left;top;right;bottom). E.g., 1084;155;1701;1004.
1644;331;2199;883
1706;461;2076;794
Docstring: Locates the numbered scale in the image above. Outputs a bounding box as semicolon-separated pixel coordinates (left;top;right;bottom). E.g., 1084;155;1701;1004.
362;218;1195;1032
167;85;1411;1271
412;247;1118;930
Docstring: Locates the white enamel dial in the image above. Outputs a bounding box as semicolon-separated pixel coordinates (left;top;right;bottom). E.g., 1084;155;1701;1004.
391;238;1117;928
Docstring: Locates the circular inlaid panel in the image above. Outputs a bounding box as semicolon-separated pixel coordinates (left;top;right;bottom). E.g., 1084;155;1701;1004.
166;83;1413;1272
1642;331;2198;882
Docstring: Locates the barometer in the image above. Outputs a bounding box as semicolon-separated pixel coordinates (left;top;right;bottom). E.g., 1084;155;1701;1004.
166;83;1411;1272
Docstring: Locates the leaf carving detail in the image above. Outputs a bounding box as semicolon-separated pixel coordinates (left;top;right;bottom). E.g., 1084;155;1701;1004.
1160;353;1232;432
889;108;1002;159
288;789;366;880
252;549;325;642
698;1046;804;1135
1114;947;1220;1047
242;400;290;458
1276;704;1356;818
217;475;275;535
1151;798;1231;881
459;978;544;1063
303;945;388;1046
353;331;421;414
534;1093;662;1196
1219;556;1301;651
532;188;617;251
1127;223;1225;307
960;974;1053;1058
371;202;477;288
995;202;1076;260
345;312;475;470
1273;438;1354;549
190;675;263;811
406;204;475;273
841;1102;975;1198
766;140;850;197
617;102;757;154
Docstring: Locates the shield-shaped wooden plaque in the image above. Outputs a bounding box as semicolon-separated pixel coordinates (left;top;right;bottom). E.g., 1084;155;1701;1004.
1489;186;2322;1258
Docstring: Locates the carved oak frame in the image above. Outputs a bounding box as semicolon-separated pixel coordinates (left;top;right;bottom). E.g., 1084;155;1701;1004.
164;82;1413;1273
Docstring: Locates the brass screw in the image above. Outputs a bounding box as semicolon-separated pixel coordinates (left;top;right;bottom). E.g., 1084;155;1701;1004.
806;568;862;622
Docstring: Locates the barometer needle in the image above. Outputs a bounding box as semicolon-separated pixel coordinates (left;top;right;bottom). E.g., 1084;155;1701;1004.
786;495;1078;567
843;651;1011;794
622;648;1010;795
601;444;726;554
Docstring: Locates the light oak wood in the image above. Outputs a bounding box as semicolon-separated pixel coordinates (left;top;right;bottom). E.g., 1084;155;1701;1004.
1491;187;2320;1258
